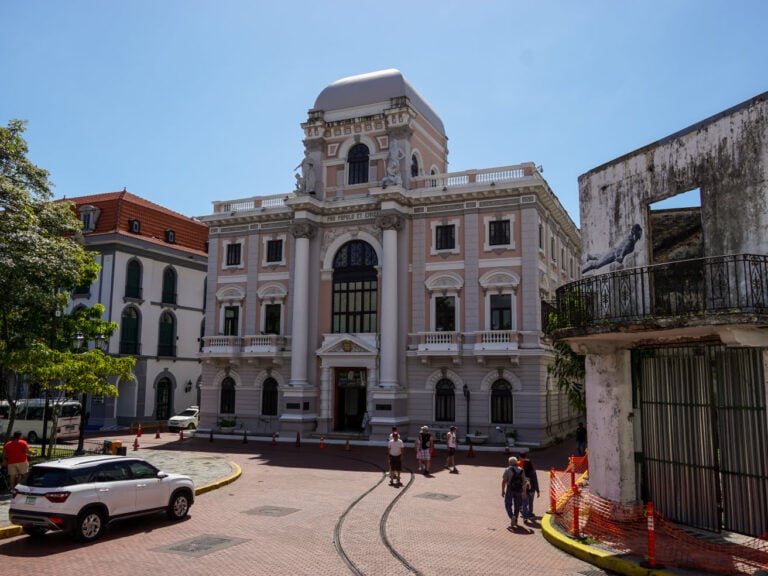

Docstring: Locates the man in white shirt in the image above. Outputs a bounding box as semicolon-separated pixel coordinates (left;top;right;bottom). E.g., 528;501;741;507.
387;431;405;487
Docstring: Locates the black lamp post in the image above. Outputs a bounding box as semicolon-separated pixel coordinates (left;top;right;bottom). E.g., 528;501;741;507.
462;383;470;443
73;332;107;455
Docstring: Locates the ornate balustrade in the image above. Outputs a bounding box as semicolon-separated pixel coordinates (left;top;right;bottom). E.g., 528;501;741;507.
552;254;768;332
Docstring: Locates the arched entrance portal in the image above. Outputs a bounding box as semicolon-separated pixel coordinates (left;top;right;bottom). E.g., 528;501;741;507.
335;368;367;431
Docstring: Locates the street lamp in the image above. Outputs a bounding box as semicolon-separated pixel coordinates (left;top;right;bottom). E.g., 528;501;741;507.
462;383;470;443
73;332;108;455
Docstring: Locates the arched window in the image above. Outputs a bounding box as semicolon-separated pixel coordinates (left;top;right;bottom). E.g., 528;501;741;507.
156;377;172;420
120;306;140;354
411;154;419;178
435;378;455;422
491;379;513;423
347;143;369;185
158;311;176;357
332;240;378;333
220;377;236;414
125;260;142;299
262;378;278;416
162;267;177;305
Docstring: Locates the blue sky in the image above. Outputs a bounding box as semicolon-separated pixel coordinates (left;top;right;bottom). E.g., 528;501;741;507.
2;1;766;226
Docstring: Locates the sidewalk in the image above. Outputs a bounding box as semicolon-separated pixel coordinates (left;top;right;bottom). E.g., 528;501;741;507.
0;431;703;576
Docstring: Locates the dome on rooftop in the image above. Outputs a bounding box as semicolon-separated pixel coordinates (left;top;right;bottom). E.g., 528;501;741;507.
312;69;445;136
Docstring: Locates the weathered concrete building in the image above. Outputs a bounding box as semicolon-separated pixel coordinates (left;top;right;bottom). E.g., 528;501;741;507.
197;70;581;446
554;92;768;536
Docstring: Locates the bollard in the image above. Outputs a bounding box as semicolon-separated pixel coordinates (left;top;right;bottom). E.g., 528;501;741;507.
296;431;301;448
319;436;325;449
155;426;161;439
572;485;580;538
550;468;557;514
344;439;350;451
133;437;139;451
179;428;184;441
137;423;142;437
209;429;213;442
271;432;277;445
242;428;248;444
467;444;475;458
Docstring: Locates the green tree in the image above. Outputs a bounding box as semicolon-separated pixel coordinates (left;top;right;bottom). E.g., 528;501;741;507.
0;120;134;442
545;307;586;414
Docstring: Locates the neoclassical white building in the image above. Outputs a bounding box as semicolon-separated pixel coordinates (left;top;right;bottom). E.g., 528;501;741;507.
198;69;580;445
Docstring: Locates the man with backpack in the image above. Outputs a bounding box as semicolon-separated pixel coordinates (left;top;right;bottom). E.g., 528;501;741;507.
501;456;528;527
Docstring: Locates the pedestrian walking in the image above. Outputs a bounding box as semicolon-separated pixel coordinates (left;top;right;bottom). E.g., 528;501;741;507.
575;422;587;457
387;431;405;487
501;456;528;528
417;425;434;476
522;457;540;523
2;430;31;489
445;425;459;474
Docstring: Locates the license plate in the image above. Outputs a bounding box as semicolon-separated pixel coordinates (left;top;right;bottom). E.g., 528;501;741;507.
25;495;37;505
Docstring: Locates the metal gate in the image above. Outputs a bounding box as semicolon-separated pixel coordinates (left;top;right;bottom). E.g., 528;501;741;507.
635;345;768;536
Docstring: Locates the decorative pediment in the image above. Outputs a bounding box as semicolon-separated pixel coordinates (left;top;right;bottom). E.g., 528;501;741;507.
215;285;245;302
316;333;379;356
257;282;288;301
479;269;520;291
425;272;464;293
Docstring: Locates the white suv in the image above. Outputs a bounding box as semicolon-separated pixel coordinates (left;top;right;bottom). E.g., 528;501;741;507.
9;455;194;541
167;406;200;431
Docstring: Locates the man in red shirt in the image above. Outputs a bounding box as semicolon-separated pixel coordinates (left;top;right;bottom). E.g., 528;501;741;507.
2;430;31;488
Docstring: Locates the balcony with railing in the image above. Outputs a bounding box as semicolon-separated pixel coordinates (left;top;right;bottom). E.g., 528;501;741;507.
200;335;288;358
551;254;768;336
410;330;521;363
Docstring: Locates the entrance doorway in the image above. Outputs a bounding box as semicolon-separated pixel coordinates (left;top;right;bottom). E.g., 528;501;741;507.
334;368;367;431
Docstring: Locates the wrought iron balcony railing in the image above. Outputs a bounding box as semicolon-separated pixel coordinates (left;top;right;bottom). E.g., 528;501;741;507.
552;254;768;332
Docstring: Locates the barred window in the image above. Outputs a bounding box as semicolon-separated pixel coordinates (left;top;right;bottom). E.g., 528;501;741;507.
266;239;283;263
489;220;510;246
226;243;242;266
347;144;369;185
436;225;455;251
332;240;378;333
435;379;455;422
491;380;513;423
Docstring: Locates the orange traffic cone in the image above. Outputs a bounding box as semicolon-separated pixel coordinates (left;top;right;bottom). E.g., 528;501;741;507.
133;437;139;451
155;426;161;439
344;439;351;451
467;444;475;458
137;424;142;437
130;422;134;434
179;428;184;441
295;432;301;447
271;432;277;445
319;436;325;449
505;445;511;455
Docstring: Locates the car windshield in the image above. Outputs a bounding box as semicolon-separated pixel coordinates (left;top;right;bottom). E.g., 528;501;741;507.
178;409;197;417
25;467;78;488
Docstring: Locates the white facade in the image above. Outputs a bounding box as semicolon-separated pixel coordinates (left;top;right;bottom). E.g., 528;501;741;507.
68;192;208;428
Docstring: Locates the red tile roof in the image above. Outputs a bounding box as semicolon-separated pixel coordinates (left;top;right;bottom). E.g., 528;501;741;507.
61;190;208;256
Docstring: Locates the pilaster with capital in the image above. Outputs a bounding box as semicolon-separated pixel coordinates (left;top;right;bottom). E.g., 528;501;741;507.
377;214;401;388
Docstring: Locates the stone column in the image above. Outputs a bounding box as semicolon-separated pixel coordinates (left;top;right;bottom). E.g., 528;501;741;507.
289;221;316;387
376;214;402;388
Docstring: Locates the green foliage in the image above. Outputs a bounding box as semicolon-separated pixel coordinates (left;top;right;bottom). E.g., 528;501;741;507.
546;309;587;414
0;120;134;420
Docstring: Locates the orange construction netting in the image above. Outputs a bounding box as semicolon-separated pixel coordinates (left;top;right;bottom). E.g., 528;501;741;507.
549;454;768;575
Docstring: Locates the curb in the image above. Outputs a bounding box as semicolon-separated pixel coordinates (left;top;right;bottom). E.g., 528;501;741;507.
541;512;676;576
0;460;241;541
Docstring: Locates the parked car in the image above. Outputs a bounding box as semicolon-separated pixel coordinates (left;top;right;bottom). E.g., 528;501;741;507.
167;406;200;431
9;455;194;541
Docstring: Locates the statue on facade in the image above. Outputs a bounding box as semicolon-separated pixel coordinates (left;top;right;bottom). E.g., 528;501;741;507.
382;141;406;188
294;150;316;194
582;224;643;273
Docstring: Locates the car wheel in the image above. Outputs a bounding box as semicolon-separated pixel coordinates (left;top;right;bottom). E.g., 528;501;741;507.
167;490;191;520
27;431;38;444
75;507;106;542
23;527;47;538
188;423;197;430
